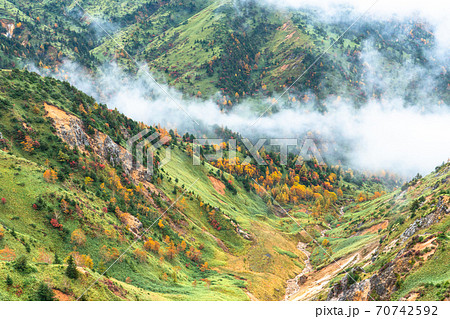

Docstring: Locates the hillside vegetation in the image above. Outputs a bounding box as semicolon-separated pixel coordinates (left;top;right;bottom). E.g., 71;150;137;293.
0;69;448;301
0;0;449;302
0;0;447;107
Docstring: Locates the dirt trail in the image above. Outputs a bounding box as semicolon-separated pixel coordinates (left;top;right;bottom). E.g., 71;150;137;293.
284;229;327;300
245;289;259;301
290;254;358;301
284;241;313;300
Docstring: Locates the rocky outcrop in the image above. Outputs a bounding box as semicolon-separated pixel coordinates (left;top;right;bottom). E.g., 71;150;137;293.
63;118;90;148
327;198;449;302
401;196;449;241
327;263;399;301
120;212;143;238
95;133;124;167
328;231;442;301
44;102;133;171
229;219;252;240
0;19;14;38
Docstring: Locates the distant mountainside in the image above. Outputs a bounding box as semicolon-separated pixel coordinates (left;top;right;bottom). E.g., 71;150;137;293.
0;69;448;301
1;0;448;108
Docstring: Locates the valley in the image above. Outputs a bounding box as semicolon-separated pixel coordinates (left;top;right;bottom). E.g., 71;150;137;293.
0;0;448;302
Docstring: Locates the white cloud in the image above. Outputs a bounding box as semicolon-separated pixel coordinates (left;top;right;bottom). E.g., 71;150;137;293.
37;58;449;177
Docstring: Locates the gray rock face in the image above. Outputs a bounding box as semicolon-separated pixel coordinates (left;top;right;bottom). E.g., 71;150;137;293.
327;267;370;301
328;197;449;301
297;274;308;285
126;214;143;236
401;196;449;241
101;135;122;166
59;119;90;148
327;264;397;301
368;263;398;300
230;219;252;240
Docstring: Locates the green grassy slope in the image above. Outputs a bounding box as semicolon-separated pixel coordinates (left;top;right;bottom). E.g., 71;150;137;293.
0;69;335;300
2;0;446;106
0;70;447;301
310;165;450;301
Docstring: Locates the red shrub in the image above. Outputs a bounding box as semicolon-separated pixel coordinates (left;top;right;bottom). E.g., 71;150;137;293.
50;219;63;230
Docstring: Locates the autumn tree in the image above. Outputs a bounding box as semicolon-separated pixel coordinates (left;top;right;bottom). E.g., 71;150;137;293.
43;169;58;183
71;229;87;246
134;248;147;263
200;261;208;272
178;240;187;252
84;176;93;186
37;249;52;264
60;199;69;214
0;246;15;261
73;253;93;269
99;245;120;262
185;246;202;262
176;197;187;212
143;238;160;253
166;241;177;260
21;136;34;152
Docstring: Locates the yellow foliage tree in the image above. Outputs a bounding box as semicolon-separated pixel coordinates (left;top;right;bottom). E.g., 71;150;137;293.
71;229;87;246
200;261;208;272
21;136;34;152
84;176;93;185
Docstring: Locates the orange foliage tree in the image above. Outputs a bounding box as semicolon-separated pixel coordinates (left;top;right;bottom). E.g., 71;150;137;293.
143;238;160;253
99;245;120;262
43;169;58;182
185;246;202;262
0;246;16;261
134;248;147;263
166;241;177;260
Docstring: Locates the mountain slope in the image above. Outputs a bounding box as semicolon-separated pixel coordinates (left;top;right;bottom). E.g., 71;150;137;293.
1;0;447;107
288;165;450;301
0;69;337;300
0;69;448;301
